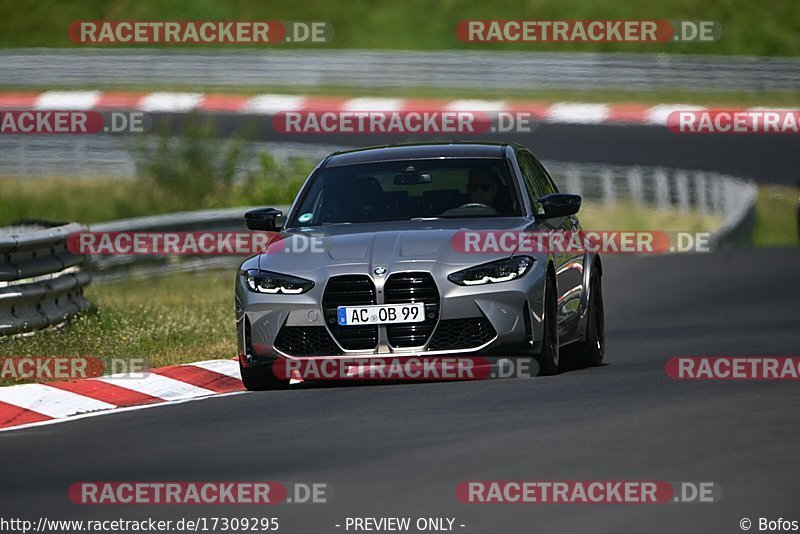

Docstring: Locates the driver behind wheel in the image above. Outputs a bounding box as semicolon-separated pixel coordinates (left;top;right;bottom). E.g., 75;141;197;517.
467;166;502;210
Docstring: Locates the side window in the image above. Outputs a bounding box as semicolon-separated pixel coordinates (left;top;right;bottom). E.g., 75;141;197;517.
522;152;553;197
531;157;558;195
516;151;543;213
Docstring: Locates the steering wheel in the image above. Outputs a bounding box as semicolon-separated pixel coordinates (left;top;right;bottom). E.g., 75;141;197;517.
457;203;500;213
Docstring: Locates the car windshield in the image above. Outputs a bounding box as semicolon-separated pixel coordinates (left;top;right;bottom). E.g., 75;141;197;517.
289;158;523;226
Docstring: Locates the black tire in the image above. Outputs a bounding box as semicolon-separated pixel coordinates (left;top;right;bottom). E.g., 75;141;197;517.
569;271;605;367
533;275;560;376
239;361;289;391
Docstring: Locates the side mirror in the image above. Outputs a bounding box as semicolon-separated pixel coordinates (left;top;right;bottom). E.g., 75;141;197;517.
536;193;581;219
245;208;283;231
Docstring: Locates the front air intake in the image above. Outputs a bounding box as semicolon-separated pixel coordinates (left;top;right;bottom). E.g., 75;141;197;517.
322;275;379;350
384;272;440;348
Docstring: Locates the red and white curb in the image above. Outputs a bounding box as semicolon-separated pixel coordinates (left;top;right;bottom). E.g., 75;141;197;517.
0;359;245;432
0;90;718;126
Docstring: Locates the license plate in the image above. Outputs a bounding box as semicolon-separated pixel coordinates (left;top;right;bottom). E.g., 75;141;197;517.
337;303;425;326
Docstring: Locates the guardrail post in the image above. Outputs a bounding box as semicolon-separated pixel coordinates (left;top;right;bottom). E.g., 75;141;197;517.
601;169;615;206
710;174;724;214
565;164;582;198
654;169;670;211
695;172;709;215
627;167;644;208
674;171;690;213
711;174;758;249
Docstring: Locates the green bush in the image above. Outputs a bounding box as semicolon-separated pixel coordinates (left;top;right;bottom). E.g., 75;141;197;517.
243;152;310;207
133;115;311;212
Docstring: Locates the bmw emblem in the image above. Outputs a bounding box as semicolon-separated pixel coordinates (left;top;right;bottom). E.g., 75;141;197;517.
374;266;387;276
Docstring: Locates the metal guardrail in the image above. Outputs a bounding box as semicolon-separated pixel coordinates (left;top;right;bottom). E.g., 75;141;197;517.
1;49;799;92
87;207;265;278
546;162;759;248
0;223;91;335
86;206;290;280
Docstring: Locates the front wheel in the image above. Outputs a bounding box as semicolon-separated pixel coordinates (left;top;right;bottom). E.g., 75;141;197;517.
239;361;289;391
566;271;605;368
533;277;560;376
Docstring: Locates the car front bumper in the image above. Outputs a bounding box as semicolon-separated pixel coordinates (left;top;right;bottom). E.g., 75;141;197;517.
236;260;547;367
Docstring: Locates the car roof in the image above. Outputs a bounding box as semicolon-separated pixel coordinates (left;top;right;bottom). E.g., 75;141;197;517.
323;142;511;168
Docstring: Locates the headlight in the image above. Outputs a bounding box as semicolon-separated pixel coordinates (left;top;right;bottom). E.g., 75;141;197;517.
448;257;533;286
243;269;314;294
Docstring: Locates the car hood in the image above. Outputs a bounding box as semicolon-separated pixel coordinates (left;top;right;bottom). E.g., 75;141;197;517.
256;217;535;275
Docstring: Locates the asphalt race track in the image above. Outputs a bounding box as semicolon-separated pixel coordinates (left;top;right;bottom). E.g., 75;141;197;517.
1;248;798;533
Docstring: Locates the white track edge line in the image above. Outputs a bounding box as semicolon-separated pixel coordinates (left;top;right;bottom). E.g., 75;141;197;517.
0;390;249;434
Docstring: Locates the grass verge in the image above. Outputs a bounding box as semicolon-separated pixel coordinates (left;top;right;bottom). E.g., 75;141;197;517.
753;185;800;246
1;0;799;56
579;202;721;232
0;269;236;387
